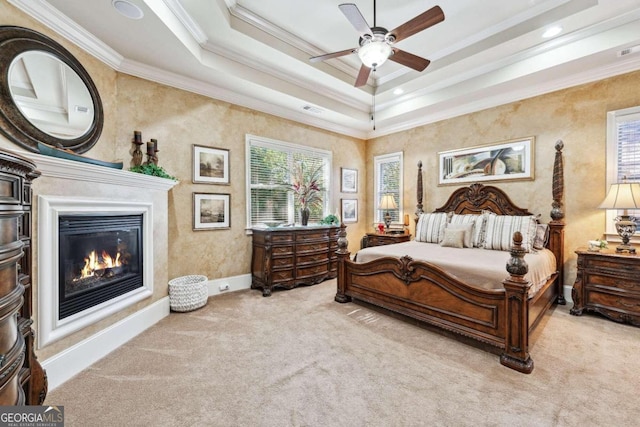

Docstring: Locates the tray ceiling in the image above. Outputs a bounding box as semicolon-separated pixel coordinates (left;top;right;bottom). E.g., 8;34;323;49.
11;0;640;139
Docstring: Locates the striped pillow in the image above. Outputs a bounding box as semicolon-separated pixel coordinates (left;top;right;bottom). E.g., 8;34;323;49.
415;212;449;243
482;214;537;252
449;214;485;247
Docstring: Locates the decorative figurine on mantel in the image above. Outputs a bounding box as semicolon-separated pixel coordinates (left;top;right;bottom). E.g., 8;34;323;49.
132;130;143;166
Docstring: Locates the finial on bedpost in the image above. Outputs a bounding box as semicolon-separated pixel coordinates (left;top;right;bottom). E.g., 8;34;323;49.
416;160;424;217
551;140;564;221
501;231;533;374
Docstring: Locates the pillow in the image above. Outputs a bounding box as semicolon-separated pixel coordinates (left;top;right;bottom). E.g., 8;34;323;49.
482;214;537;252
449;214;485;247
444;222;475;248
415;212;449;243
533;224;550;250
439;228;465;248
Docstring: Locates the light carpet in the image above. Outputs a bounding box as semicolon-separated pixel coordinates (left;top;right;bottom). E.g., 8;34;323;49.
45;279;640;426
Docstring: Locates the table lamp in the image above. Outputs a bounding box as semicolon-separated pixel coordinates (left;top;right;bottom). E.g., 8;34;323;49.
378;194;397;231
598;182;640;253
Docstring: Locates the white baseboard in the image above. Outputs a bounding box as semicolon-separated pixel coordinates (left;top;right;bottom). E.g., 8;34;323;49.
563;285;573;304
205;273;252;295
42;296;170;391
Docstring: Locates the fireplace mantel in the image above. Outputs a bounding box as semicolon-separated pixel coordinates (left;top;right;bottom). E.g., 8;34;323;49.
11;150;178;191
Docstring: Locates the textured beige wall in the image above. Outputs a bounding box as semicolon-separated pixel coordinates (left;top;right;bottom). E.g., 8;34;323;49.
367;70;640;287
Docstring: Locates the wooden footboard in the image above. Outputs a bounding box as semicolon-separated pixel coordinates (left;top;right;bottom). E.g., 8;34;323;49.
336;227;543;373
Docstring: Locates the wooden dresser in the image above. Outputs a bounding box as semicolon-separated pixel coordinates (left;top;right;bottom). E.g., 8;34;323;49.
571;248;640;326
0;149;46;405
363;231;411;248
251;226;339;296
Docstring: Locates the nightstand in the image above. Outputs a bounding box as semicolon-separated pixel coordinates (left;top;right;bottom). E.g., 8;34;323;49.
363;232;411;248
570;248;640;326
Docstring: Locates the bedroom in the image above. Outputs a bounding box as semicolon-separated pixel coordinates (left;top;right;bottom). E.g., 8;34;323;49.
0;0;639;423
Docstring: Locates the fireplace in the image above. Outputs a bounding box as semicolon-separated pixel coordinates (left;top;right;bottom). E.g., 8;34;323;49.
38;196;155;347
58;214;144;319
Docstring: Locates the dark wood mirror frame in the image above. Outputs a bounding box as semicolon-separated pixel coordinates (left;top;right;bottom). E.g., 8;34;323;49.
0;26;103;154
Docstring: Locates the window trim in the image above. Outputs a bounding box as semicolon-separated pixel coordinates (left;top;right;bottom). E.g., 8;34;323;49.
605;105;640;240
245;134;332;231
373;151;404;227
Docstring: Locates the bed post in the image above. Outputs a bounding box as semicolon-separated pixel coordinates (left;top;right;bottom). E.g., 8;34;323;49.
335;223;351;303
549;140;566;304
500;232;534;374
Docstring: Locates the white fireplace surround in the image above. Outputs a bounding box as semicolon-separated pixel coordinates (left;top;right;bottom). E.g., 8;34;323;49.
38;195;154;347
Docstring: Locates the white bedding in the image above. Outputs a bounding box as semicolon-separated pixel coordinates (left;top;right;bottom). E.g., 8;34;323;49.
355;241;556;297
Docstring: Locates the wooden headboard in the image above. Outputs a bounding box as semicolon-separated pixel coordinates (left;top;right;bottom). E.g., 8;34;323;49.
433;183;535;216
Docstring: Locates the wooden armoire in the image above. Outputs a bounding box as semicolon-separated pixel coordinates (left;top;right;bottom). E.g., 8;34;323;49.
0;149;47;405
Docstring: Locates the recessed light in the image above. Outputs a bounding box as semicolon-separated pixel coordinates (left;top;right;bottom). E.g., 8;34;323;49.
542;26;562;38
393;88;404;95
112;0;144;20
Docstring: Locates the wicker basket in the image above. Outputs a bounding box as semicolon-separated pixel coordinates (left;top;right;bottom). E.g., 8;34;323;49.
168;275;209;312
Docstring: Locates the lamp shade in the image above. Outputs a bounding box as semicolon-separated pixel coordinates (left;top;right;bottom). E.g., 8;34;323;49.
598;183;640;209
378;194;397;210
358;41;392;69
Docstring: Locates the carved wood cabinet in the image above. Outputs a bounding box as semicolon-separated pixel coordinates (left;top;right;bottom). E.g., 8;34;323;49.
571;248;640;326
363;232;411;248
0;149;46;405
251;226;339;297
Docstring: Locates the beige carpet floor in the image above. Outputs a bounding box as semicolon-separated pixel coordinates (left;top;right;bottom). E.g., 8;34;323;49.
45;279;640;427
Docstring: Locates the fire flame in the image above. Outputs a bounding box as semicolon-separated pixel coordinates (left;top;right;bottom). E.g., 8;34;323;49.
79;250;122;279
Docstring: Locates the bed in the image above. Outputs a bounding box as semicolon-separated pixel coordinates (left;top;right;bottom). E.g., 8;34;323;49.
334;141;566;373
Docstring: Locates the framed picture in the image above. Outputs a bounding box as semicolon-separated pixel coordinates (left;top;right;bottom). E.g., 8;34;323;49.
438;137;535;185
193;193;230;230
193;145;229;184
341;167;358;193
341;199;358;223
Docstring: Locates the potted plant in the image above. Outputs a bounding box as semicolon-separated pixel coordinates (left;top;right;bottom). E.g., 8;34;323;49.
282;161;324;226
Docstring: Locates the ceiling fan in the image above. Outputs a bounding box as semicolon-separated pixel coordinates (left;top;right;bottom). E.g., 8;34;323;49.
310;2;445;87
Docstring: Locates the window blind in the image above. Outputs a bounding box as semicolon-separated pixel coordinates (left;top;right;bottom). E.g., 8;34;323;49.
374;152;403;225
246;135;331;228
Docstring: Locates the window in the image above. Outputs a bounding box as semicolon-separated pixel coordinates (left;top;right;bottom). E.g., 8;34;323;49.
373;152;403;226
605;106;640;236
245;135;331;229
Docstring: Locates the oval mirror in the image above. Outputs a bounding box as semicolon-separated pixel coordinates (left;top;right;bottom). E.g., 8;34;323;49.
0;26;103;153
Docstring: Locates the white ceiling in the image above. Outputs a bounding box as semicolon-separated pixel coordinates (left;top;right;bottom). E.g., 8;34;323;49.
10;0;640;139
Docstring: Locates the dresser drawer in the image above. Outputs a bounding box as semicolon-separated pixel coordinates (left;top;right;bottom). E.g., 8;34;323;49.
584;256;639;275
586;290;640;315
296;263;329;278
585;273;640;294
272;256;294;269
271;269;294;282
271;233;294;243
297;241;329;253
297;251;329;265
297;230;330;241
273;246;294;256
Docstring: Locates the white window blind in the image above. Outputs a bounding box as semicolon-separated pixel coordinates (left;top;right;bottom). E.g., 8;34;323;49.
245;135;331;228
605;107;640;236
373;152;403;225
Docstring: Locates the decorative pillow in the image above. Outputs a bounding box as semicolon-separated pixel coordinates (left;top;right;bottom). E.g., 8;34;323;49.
444;222;475;248
439;228;465;248
415;212;449;243
449;214;485;247
482;214;537;252
533;223;550;250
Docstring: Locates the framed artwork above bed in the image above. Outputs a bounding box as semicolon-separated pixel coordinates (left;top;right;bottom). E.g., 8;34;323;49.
438;137;534;185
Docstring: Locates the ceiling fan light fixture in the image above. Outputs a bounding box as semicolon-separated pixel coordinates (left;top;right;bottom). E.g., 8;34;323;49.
358;40;392;69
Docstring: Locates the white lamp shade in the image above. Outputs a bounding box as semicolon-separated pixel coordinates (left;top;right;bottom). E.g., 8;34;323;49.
358;41;392;69
378;194;397;210
598;183;640;210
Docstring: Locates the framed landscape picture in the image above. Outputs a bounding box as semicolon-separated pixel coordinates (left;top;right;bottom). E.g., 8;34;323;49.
193;145;229;184
193;193;230;230
341;167;357;193
341;199;358;223
438;137;534;185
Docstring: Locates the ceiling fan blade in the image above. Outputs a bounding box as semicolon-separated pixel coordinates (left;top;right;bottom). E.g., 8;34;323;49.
310;48;357;63
389;49;430;72
339;3;373;39
354;64;371;87
388;5;444;43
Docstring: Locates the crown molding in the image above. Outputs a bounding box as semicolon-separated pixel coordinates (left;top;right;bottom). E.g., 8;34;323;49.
8;0;124;69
